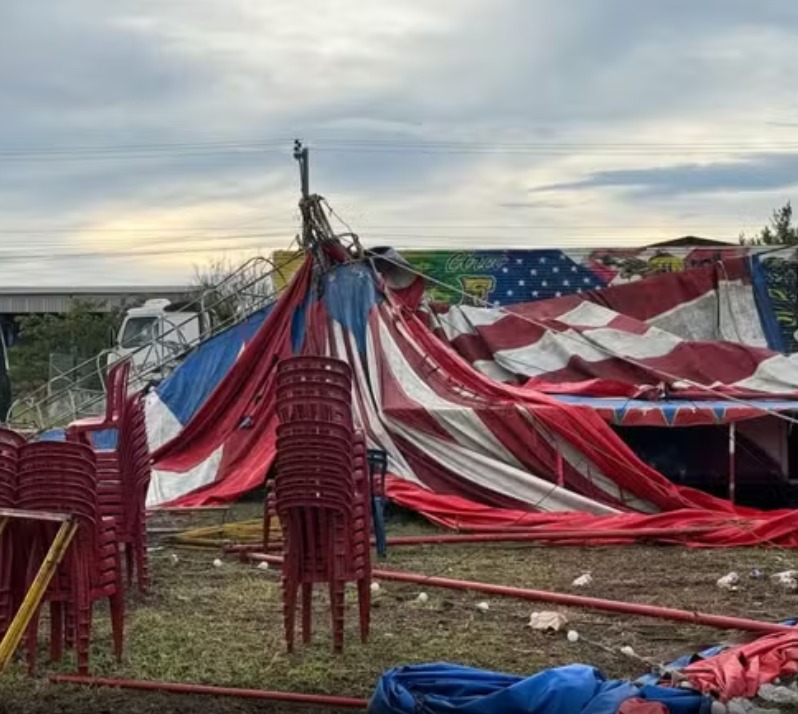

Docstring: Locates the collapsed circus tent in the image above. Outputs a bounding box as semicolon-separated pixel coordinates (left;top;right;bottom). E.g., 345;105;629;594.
146;246;798;546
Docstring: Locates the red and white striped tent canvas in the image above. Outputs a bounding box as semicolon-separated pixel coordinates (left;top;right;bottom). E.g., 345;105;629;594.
148;252;798;546
429;257;789;395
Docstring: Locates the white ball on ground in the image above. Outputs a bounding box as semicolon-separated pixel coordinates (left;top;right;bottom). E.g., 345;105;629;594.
370;581;381;594
416;592;429;604
567;630;580;643
212;558;223;568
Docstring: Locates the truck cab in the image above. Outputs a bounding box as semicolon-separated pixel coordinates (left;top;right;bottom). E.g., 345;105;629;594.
108;299;213;380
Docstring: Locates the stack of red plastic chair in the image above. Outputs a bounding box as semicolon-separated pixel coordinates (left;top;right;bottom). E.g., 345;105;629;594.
67;360;152;592
274;356;372;653
17;441;124;675
0;427;22;641
117;392;152;592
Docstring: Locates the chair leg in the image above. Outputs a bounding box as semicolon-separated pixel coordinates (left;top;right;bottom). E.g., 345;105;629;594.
125;542;134;587
135;528;149;594
0;596;9;642
329;579;345;654
49;601;64;662
263;487;273;551
25;605;41;675
357;577;371;644
75;591;92;676
23;541;45;676
109;589;125;661
301;583;313;644
64;601;75;650
282;574;298;654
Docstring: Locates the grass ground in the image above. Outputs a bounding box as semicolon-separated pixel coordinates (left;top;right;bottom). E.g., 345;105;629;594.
2;504;798;713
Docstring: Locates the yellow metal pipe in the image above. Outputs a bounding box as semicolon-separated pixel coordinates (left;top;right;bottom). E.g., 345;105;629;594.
0;519;78;673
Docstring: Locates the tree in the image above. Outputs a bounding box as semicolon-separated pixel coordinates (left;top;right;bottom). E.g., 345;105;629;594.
740;202;798;246
192;256;276;325
8;299;121;396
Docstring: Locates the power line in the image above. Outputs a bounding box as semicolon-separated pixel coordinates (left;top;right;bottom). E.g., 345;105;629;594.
4;136;798;162
0;240;285;263
0;238;753;259
0;222;768;234
0;231;293;251
7;136;798;153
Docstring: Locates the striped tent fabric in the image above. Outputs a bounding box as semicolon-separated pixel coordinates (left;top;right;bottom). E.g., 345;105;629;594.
146;254;798;545
431;258;798;399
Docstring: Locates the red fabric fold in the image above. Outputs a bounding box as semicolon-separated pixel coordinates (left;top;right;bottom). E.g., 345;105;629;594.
151;256;314;505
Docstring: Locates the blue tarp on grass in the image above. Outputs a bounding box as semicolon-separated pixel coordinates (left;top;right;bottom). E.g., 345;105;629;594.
369;663;712;714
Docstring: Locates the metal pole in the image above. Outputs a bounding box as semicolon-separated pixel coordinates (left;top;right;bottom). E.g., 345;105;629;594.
293;139;310;201
371;568;792;635
246;554;794;635
729;422;736;504
50;675;369;709
233;526;717;550
293;140;313;248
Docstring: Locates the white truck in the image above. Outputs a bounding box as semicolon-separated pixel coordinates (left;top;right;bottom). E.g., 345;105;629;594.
107;299;215;381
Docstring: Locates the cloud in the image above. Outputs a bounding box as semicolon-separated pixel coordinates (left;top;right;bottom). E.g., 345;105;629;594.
4;1;798;283
532;154;798;197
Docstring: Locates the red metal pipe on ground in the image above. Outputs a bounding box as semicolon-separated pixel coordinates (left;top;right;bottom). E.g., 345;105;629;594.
247;553;795;635
381;527;716;545
50;675;369;709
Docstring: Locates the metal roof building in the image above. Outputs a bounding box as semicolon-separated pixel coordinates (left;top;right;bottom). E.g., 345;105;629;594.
0;286;196;314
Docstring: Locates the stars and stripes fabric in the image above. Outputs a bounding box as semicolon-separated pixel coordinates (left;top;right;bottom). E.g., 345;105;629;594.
488;250;604;305
144;255;798;547
430;257;795;398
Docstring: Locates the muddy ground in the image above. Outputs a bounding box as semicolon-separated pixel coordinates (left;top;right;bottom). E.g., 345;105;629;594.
2;511;797;713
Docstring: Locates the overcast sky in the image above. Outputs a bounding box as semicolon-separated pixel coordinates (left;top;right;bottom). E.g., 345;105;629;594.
3;0;798;286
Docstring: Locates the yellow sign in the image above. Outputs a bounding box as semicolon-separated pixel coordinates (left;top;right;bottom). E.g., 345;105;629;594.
271;250;305;292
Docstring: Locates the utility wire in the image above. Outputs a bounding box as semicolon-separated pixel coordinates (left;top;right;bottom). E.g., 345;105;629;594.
0;239;287;263
0;222;768;234
5;136;798;161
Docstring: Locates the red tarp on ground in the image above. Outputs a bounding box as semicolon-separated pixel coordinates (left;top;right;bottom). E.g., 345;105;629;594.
684;630;798;701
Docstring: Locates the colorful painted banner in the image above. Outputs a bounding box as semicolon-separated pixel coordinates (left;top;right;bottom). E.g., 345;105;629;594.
274;246;751;306
755;247;798;352
272;245;798;352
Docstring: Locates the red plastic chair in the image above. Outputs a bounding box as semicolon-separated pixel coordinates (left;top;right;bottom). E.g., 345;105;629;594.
67;360;131;444
273;356;371;653
16;441;125;675
0;437;17;641
117;392;152;591
66;370;152;593
0;427;25;448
